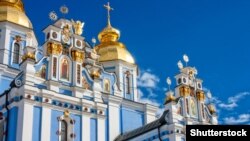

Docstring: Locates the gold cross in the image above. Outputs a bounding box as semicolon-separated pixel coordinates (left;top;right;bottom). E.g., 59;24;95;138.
104;2;114;26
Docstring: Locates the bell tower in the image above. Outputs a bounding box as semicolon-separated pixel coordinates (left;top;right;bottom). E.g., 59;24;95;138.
94;2;138;101
0;0;38;68
164;55;218;125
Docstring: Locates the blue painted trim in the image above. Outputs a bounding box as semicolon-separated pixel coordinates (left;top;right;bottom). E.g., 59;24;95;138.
34;84;47;89
32;106;42;141
90;118;97;141
83;95;94;101
7;107;18;141
103;66;115;70
120;106;123;134
59;88;72;96
106;109;109;141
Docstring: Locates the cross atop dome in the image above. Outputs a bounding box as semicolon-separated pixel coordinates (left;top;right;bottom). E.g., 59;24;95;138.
104;2;114;27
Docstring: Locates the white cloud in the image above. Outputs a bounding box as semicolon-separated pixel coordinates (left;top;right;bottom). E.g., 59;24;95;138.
224;114;250;124
137;71;160;89
218;92;250;110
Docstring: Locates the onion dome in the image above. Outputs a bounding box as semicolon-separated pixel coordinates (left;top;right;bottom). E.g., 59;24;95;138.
94;2;135;64
0;0;33;28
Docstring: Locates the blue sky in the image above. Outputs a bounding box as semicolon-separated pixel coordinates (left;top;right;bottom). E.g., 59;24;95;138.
23;0;250;124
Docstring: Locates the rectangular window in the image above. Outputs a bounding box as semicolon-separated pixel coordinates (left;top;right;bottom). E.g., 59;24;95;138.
202;104;205;119
53;57;57;78
186;99;189;115
0;121;4;141
77;64;81;84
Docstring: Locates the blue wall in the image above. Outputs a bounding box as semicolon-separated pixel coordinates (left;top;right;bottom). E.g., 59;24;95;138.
32;106;42;141
71;114;82;141
7;107;18;141
90;118;97;141
50;110;63;141
120;107;144;133
0;77;11;94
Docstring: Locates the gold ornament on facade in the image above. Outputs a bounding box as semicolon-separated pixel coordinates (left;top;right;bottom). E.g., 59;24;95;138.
189;70;194;79
22;46;36;61
179;85;190;97
64;109;70;117
15;35;22;42
208;104;216;114
62;24;71;36
91;70;101;79
166;92;176;102
22;52;35;61
71;19;84;36
196;90;205;101
47;42;62;55
71;50;84;62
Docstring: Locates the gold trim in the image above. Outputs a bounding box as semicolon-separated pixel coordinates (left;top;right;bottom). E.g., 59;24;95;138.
47;42;62;55
22;52;35;61
64;109;70;117
196;90;205;101
91;70;101;79
166;92;176;102
179;85;190;97
71;50;84;63
208;104;216;114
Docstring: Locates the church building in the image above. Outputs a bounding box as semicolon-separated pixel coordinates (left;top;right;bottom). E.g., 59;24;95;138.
0;1;217;141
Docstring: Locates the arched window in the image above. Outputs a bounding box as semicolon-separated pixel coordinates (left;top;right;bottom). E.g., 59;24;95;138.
104;79;110;93
61;120;67;141
41;65;46;79
190;99;197;116
13;43;20;64
61;58;69;80
125;75;130;94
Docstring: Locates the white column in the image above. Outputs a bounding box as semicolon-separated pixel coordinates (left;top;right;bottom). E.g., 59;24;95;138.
41;107;51;141
108;103;120;141
20;103;34;141
82;114;91;141
97;117;105;141
144;104;157;124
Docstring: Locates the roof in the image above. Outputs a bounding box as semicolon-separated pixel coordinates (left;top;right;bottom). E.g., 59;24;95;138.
115;110;169;141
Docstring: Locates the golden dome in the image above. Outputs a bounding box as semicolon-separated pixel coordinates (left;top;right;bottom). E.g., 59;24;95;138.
94;2;135;64
95;23;135;64
95;42;135;64
0;0;33;28
98;25;120;43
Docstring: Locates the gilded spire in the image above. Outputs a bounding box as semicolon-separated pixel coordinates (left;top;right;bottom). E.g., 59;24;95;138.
104;2;113;27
